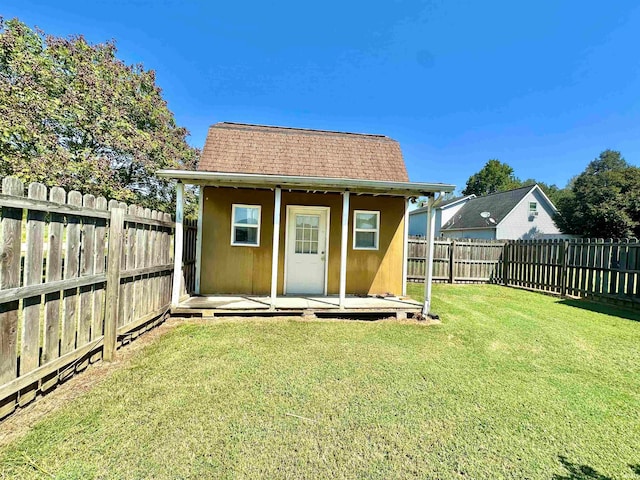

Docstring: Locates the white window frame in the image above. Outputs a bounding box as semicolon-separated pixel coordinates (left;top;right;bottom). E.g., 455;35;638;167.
353;210;380;250
231;204;261;247
529;202;537;212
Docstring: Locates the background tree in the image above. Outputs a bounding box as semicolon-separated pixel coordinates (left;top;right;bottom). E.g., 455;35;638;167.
0;18;198;212
462;159;521;196
554;150;640;238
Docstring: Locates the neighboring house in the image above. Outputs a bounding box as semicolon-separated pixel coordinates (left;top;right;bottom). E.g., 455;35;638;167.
159;122;454;306
440;184;564;240
409;194;475;237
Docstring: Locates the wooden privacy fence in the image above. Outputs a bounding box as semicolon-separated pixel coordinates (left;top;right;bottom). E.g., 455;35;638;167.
504;238;640;309
407;238;506;283
0;176;192;419
182;218;198;295
408;237;640;310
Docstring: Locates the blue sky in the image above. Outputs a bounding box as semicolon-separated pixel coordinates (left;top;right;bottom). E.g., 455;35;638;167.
5;0;640;193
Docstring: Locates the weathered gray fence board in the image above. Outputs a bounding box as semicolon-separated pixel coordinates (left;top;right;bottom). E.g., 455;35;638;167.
77;194;96;371
163;212;172;309
408;238;505;284
122;204;136;329
0;176;182;420
90;196;108;364
19;183;48;405
61;191;82;356
43;187;65;365
104;207;124;361
408;237;640;310
0;177;24;417
21;183;47;376
142;208;152;323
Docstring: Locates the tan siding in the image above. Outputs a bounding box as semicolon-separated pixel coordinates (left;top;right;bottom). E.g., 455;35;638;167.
278;192;343;294
200;187;274;294
347;196;405;295
200;187;405;296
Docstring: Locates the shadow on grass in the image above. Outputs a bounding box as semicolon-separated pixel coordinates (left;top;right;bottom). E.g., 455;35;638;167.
552;456;613;480
559;299;640;323
552;457;640;479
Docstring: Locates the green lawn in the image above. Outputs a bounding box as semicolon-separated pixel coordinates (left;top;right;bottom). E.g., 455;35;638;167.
1;284;639;479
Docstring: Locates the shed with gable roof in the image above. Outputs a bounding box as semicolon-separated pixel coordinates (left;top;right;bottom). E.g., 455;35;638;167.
159;122;454;314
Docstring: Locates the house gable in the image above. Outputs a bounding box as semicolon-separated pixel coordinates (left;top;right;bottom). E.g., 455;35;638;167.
441;185;534;231
439;185;564;240
496;186;561;239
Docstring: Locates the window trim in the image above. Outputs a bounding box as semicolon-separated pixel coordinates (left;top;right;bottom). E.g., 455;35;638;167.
231;204;261;247
353;210;380;250
529;202;537;212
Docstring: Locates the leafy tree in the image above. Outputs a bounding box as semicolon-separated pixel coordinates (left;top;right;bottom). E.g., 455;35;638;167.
462;159;521;196
554;150;640;238
464;160;569;205
0;18;198;212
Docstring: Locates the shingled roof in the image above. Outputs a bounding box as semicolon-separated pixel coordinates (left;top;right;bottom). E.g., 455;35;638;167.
410;194;475;215
197;122;409;182
442;185;538;230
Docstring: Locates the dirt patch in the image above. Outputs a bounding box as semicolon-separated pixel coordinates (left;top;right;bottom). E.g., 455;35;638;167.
0;318;180;448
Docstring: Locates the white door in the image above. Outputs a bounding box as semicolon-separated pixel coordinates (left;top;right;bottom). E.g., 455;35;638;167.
285;207;329;295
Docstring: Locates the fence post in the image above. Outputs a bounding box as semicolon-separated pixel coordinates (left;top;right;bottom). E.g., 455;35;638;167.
449;239;456;284
560;240;569;297
502;241;509;286
104;207;125;362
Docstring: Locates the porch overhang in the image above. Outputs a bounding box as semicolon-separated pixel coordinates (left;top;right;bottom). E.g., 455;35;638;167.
160;169;455;317
157;170;455;197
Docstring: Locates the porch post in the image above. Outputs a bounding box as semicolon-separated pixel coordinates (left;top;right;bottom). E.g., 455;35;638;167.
422;193;440;316
402;197;410;296
270;187;282;309
339;190;350;309
171;181;184;307
194;185;204;295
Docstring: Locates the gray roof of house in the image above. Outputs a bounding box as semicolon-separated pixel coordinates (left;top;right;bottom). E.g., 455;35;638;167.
409;194;475;215
441;185;536;230
439;194;475;208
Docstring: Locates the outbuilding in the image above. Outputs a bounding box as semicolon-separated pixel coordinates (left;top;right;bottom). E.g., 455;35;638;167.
159;122;454;314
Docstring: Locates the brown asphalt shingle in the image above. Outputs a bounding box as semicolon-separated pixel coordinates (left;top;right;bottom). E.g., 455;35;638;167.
198;122;409;182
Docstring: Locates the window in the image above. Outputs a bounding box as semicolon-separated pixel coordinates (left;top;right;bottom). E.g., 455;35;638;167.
231;204;261;246
294;214;320;254
353;210;379;250
529;202;537;212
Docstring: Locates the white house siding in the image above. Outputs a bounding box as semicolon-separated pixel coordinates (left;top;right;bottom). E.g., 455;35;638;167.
409;201;469;237
441;228;496;240
409;211;427;236
496;189;561;240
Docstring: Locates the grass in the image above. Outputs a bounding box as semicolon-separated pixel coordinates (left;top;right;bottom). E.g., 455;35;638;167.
1;284;639;479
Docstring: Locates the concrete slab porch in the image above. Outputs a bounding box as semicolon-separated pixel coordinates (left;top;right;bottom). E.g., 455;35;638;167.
172;295;422;318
